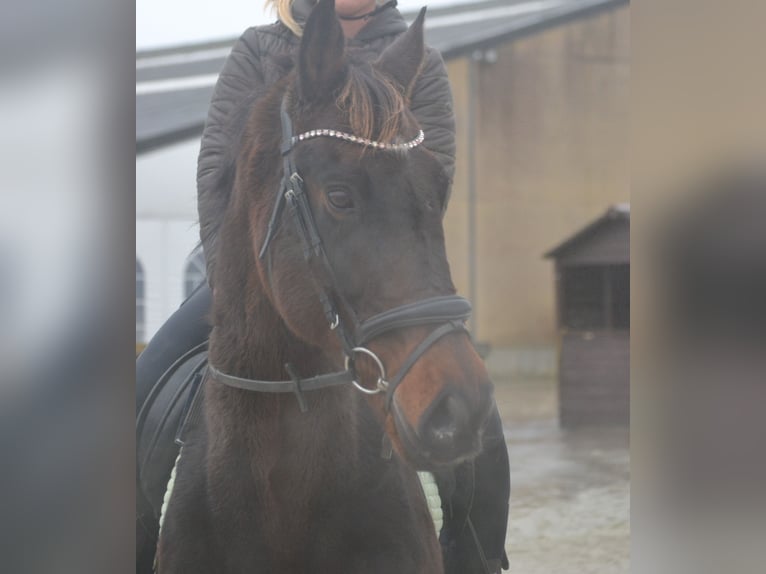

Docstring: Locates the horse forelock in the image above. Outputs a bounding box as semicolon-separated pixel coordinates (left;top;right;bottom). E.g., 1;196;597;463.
336;60;412;145
232;55;419;230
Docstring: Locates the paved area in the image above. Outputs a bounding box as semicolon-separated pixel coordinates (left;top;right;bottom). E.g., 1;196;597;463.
494;378;630;574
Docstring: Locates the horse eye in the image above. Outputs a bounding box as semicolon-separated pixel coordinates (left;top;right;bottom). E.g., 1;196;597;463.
327;190;354;210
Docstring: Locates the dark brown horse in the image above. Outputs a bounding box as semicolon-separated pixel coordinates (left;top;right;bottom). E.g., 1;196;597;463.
157;1;494;572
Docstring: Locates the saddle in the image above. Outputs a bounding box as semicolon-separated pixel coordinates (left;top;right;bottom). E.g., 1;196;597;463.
136;342;207;574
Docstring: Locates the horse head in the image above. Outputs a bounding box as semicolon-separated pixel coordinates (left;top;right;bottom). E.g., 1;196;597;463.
228;0;494;468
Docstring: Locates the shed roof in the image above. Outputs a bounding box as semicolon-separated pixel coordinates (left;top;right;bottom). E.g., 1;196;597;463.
136;0;627;154
545;204;630;265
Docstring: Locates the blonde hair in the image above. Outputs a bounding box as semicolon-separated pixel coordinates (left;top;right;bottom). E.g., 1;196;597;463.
265;0;303;36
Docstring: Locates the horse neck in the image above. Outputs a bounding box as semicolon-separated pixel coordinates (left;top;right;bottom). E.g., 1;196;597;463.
209;275;313;380
206;258;362;478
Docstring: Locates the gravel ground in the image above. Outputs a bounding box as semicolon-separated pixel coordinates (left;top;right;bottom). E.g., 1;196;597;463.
494;378;630;574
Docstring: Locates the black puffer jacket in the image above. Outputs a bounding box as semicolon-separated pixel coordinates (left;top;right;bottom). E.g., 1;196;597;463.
196;1;456;284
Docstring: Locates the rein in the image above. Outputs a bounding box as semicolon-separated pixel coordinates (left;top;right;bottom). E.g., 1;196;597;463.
209;95;472;412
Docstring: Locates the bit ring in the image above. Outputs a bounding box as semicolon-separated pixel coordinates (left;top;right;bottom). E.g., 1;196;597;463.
345;347;389;395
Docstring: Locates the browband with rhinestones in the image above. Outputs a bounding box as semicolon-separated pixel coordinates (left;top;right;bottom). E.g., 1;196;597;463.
292;128;425;151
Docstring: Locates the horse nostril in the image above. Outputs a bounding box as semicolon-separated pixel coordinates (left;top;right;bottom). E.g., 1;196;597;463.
422;394;471;452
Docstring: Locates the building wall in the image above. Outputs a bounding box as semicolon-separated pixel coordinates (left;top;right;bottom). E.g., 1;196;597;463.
136;218;200;343
559;330;630;426
136;139;202;343
444;5;629;348
136;139;200;220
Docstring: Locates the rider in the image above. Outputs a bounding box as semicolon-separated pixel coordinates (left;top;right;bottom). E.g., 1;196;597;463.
137;1;510;572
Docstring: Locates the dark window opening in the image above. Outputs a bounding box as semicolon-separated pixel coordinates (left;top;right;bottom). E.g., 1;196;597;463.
561;264;629;331
563;266;604;329
611;264;630;329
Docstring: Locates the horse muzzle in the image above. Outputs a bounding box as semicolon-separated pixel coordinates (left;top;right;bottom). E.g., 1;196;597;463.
392;383;494;468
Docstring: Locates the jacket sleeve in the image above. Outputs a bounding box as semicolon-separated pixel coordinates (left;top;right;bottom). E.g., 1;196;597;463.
409;47;457;187
197;27;266;286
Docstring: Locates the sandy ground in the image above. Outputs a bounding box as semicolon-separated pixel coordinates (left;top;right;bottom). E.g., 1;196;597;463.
494;378;630;574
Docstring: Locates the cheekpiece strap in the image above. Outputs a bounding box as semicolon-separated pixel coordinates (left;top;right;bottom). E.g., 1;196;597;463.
258;99;295;259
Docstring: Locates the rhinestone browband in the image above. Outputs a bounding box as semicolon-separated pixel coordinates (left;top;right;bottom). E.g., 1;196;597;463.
292;128;425;151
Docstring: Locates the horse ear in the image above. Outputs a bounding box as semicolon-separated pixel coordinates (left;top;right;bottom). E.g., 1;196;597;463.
374;7;426;96
298;0;347;101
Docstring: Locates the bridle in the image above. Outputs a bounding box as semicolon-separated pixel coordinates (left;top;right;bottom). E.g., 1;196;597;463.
208;95;473;413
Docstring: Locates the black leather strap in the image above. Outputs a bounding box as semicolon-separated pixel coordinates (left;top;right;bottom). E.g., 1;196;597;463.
207;362;354;393
258;97;299;259
261;96;358;355
357;295;471;345
385;320;466;410
208;304;468;407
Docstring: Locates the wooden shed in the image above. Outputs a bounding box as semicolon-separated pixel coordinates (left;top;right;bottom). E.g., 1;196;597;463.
545;205;629;427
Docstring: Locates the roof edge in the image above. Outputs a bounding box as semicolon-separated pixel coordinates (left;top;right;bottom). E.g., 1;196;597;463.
544;204;630;259
136;124;205;155
136;0;629;61
136;35;242;60
439;0;629;61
